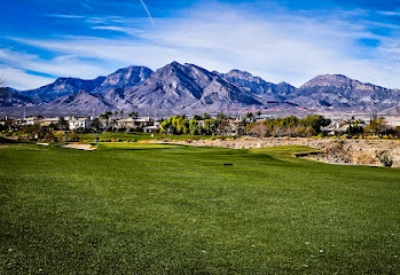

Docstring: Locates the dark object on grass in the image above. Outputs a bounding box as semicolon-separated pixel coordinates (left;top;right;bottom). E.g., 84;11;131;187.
223;163;233;166
294;152;320;158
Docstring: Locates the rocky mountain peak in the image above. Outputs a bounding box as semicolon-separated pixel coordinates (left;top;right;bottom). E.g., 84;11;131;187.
20;76;106;103
100;66;153;88
2;63;400;117
148;62;215;91
224;69;254;79
300;74;358;89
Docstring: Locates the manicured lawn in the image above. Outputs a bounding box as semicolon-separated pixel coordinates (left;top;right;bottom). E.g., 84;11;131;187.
59;132;222;143
1;142;400;274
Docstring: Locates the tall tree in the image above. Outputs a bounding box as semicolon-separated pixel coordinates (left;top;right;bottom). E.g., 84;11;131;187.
128;111;139;119
203;112;211;119
256;110;262;121
57;117;69;130
113;111;119;119
189;119;203;135
100;110;113;120
245;112;254;122
300;114;331;136
365;116;387;135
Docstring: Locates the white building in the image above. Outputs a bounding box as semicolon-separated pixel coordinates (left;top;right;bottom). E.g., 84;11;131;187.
69;117;92;131
13;117;38;126
143;125;160;133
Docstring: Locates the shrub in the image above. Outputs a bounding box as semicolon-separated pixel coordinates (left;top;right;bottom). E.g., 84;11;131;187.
379;153;393;167
69;135;80;142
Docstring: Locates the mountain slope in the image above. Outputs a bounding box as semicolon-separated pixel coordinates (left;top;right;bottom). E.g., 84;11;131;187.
2;64;400;117
289;74;400;111
96;66;153;90
218;70;296;102
20;77;106;103
48;90;111;114
123;62;261;114
0;88;32;107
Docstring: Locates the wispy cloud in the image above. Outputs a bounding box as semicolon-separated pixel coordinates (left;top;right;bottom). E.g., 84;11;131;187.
376;11;400;17
45;14;86;19
0;66;55;90
92;26;129;33
138;0;155;27
3;1;400;90
0;47;109;89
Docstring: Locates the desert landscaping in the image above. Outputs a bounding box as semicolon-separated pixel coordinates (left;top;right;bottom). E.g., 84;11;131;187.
172;137;400;168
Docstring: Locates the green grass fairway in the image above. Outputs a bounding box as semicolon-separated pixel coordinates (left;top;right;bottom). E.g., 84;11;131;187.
1;142;400;274
60;132;220;143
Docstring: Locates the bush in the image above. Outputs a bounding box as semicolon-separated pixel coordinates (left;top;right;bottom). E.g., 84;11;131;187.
43;133;57;142
68;135;80;142
379;154;393;167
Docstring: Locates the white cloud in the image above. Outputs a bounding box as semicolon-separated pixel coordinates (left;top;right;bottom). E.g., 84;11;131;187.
0;66;54;90
4;2;400;89
0;47;107;78
45;14;86;19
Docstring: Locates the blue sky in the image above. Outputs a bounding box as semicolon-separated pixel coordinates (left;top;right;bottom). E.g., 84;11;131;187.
1;0;399;90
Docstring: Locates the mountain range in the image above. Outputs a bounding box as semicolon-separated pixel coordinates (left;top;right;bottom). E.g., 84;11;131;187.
1;61;400;117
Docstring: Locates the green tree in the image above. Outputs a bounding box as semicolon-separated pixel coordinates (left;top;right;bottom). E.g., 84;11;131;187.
56;117;69;130
192;114;202;120
21;123;41;134
189;119;201;135
346;125;363;135
160;115;189;135
365;116;386;136
100;110;113;120
189;119;196;135
217;112;227;120
91;118;102;132
203;118;218;135
283;115;299;136
128;111;139;119
256;110;262;121
300;114;330;136
246;121;267;137
245;112;254;122
203;112;212;119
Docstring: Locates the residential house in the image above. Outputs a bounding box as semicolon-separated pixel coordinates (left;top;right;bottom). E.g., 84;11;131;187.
13;117;38;126
117;117;136;129
143;125;160;133
228;119;245;136
386;117;400;127
69;117;92;131
38;117;59;127
116;117;155;131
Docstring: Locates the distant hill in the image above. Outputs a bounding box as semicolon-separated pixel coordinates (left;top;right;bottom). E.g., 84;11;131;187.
289;74;400;112
1;62;400;117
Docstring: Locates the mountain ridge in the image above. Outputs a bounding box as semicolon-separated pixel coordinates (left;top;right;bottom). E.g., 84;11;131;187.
1;62;400;117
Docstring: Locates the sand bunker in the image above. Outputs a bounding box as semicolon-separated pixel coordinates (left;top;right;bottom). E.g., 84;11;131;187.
61;143;95;151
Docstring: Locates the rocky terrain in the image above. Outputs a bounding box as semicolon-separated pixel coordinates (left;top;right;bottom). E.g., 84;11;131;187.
1;61;400;117
170;137;400;168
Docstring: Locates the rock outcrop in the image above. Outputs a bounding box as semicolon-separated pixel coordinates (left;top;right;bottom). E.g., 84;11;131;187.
170;137;400;168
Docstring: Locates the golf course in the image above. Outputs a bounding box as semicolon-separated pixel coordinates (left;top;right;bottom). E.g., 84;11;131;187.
1;141;400;274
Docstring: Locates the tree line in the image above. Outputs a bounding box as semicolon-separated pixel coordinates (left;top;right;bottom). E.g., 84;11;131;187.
159;113;332;137
160;113;227;135
245;114;331;137
159;112;400;138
